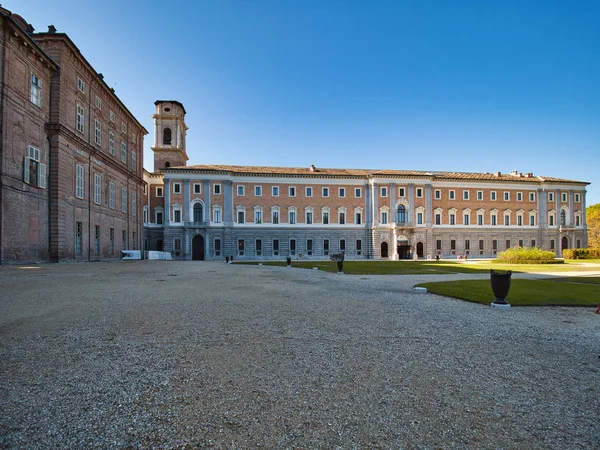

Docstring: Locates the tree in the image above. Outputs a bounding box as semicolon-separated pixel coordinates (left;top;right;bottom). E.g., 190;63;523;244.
587;203;600;248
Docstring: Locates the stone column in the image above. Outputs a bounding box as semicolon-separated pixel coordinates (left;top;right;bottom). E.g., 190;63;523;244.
205;230;210;260
392;227;398;260
569;190;574;225
365;182;373;226
184;180;190;222
224;180;233;226
372;182;379;226
204;180;211;222
176;123;181;148
408;184;415;224
582;190;587;227
425;185;432;227
164;179;171;225
185;230;190;260
390;182;396;221
154;121;159;147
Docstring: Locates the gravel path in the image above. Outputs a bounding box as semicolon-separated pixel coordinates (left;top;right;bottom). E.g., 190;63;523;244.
1;262;599;449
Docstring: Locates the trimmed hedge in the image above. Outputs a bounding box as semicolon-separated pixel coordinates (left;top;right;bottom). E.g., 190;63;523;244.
562;248;600;259
496;246;560;264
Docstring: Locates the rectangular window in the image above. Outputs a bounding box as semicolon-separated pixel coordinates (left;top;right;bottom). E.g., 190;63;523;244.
255;186;262;196
493;240;498;250
576;239;581;249
322;187;329;197
463;214;469;225
306;211;313;224
173;238;181;256
465;240;470;250
76;104;85;133
450;214;455;225
31;74;42;107
290;239;296;256
434;189;441;200
477;214;483;225
109;228;114;255
96;96;102;109
109;182;115;208
340;239;346;252
479;239;484;250
355;188;362;198
504;215;510;226
531;240;536;248
491;215;497;226
504;192;510;201
121;141;127;163
75;164;85;199
94;226;100;255
272;210;279;224
305;187;313;197
575;193;580;202
289;186;296;197
272;186;279;196
517;192;523;201
436;239;442;250
94;120;101;145
131;151;136;172
173;183;181;194
213;209;221;223
491;191;497;201
529;192;535;202
273;239;279;256
323;211;329;224
237;185;244;196
323;239;329;256
237;210;245;224
238;239;245;256
109;132;115;155
173;209;181;223
435;213;441;225
194;183;201;194
530;215;535;226
506;240;511;250
121;187;127;213
576;215;580;226
122;230;127;250
256;239;262;256
561;193;567;202
356;239;362;256
517;215;523;226
339;187;346;198
339;211;346;225
289;211;296;224
156;187;163;197
215;238;222;256
355;211;362;224
307;239;313;256
94;174;101;205
449;190;456;200
477;191;483;200
110;110;115;122
550;239;555;250
400;187;406;198
255;210;262;224
213;183;221;194
77;77;85;92
416;188;423;198
76;222;82;256
381;187;388;197
122;122;126;133
519;239;524;247
548;192;554;202
463;190;469;200
381;211;388;224
451;240;456;250
549;214;555;226
131;193;137;216
156;211;164;225
417;212;423;224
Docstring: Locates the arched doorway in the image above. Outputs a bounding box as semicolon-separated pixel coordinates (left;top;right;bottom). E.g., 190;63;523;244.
561;236;569;251
192;235;205;260
416;242;424;258
397;238;410;259
381;242;389;258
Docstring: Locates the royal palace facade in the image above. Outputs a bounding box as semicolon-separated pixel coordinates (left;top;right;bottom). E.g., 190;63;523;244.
144;101;589;261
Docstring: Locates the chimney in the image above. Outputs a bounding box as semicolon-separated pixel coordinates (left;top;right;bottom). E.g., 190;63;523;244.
526;172;533;178
495;171;501;177
510;170;518;176
309;164;316;172
26;24;35;33
47;25;56;33
98;73;104;80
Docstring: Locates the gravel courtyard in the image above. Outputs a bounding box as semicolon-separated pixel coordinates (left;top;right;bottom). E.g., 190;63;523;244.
1;261;599;449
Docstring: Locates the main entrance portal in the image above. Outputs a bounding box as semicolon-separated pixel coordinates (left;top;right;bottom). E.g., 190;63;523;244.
397;239;410;259
192;235;205;260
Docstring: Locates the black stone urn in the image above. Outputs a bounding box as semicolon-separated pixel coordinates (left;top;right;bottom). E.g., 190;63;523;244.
330;253;345;273
286;257;291;266
490;269;512;304
225;256;229;263
336;260;343;272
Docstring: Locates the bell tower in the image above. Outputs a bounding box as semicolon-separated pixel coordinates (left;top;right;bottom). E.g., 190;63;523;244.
152;100;189;171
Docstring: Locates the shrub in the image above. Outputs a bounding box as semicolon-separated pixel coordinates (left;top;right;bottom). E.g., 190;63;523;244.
496;246;559;264
562;248;600;259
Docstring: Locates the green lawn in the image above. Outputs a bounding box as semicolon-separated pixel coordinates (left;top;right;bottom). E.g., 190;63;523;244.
416;279;600;306
238;259;600;275
544;276;600;285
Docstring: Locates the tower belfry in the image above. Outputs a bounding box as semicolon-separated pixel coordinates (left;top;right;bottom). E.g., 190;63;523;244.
151;100;189;171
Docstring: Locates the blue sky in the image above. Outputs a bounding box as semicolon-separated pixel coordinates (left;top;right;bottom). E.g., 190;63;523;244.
11;0;600;205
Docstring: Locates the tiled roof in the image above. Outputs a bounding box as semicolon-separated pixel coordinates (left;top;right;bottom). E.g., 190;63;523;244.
163;164;588;184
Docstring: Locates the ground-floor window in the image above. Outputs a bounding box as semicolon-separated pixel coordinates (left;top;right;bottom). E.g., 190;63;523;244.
109;228;114;255
465;240;470;251
323;239;329;256
492;240;498;253
340;239;345;252
531;239;536;248
122;230;127;250
450;239;456;254
576;239;581;248
307;239;313;256
215;238;221;256
156;239;163;251
132;232;137;250
76;222;82;255
436;239;442;251
505;240;510;250
290;239;296;256
550;239;555;250
94;226;100;255
356;239;362;256
273;239;279;256
518;239;524;248
238;239;245;256
256;239;262;256
174;238;181;256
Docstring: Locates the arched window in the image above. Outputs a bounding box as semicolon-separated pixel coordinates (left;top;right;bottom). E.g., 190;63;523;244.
164;161;171;168
560;210;566;225
193;203;203;222
163;127;172;145
397;205;406;223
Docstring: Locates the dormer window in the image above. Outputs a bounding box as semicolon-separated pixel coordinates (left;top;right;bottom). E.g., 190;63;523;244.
163;127;172;145
164;161;171;168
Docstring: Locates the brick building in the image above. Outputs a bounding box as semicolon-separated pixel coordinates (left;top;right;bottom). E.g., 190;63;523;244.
0;7;147;264
144;101;589;261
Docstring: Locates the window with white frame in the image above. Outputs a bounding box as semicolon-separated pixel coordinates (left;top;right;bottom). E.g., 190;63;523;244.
173;183;181;194
155;207;163;225
172;205;182;222
416;187;423;198
463;190;469;200
271;207;280;224
504;192;510;201
356;239;362;255
75;164;84;198
560;208;567;225
435;211;442;225
109;182;115;209
561;192;567;202
77;77;85;92
490;210;498;226
194;183;201;194
339;187;346;198
109;132;115;155
156;186;163;197
237;207;245;224
381;187;388;197
322;207;330;224
517;192;523;201
417;211;424;225
255;186;262;196
193;202;203;222
143;206;149;223
322;187;329;197
354;208;362;224
477;211;484;225
110;110;115;122
121;141;127;163
463;209;470;225
121;122;126;133
575;193;580;202
529;211;536;226
477;191;483;200
434;189;441;200
212;205;222;223
131;193;137;216
338;208;346;225
305;208;313;224
490;191;497;201
400;187;407;198
575;212;581;226
548;211;555;226
214;238;222;256
213;183;221;195
305;186;313;197
237;185;244;196
517;210;524;226
273;239;279;256
94;120;101;145
449;190;456;200
96;96;102;109
76;104;85;133
548;192;554;202
288;207;297;224
272;186;279;196
254;207;262;224
289;186;296;197
529;192;535;202
131;151;136;172
255;239;262;256
449;211;456;225
504;212;510;226
355;187;362;198
94;174;102;204
289;239;296;256
238;239;245;256
121;187;127;212
380;208;389;224
339;239;346;253
30;74;42;107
